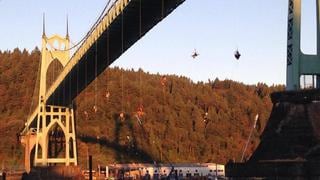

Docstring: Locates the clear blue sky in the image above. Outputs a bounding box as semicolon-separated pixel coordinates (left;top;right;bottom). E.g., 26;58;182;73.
0;0;317;85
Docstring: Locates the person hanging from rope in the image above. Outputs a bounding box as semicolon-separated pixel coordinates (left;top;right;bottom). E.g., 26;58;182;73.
191;49;199;59
84;110;89;120
234;49;241;60
203;110;211;129
93;105;98;113
136;105;145;118
160;75;167;87
135;104;145;125
105;90;110;99
203;112;209;123
119;112;125;121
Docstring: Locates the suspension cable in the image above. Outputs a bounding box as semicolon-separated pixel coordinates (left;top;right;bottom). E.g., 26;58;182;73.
53;0;114;52
27;52;42;122
26;0;114;124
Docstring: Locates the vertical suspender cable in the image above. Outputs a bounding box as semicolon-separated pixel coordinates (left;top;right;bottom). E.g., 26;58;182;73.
94;40;100;142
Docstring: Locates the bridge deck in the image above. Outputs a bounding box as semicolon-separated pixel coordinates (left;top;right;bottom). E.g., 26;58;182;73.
46;0;185;106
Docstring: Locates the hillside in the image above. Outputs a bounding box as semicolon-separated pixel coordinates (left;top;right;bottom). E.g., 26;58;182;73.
0;48;284;169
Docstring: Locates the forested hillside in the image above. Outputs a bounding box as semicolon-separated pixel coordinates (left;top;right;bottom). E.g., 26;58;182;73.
0;48;283;169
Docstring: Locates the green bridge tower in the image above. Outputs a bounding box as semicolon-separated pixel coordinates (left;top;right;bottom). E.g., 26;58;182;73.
287;0;320;90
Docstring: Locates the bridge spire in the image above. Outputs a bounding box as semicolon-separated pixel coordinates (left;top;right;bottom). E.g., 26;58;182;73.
66;15;69;39
42;13;46;38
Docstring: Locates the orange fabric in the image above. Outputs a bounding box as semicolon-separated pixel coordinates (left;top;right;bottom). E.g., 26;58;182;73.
136;106;145;118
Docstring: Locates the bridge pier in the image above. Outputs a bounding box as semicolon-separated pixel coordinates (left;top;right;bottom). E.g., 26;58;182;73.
21;133;37;173
226;90;320;178
21;105;78;173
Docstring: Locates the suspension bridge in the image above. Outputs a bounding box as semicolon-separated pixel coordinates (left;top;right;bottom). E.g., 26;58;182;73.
20;0;185;173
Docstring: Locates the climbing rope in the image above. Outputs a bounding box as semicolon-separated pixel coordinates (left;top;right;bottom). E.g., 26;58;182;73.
105;27;111;100
120;11;125;121
161;0;164;19
160;75;167;122
135;0;145;123
93;41;98;113
135;69;145;124
139;0;142;107
84;54;88;120
140;0;142;35
233;0;241;60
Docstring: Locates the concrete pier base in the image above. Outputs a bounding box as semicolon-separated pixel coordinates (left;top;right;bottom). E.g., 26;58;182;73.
226;90;320;179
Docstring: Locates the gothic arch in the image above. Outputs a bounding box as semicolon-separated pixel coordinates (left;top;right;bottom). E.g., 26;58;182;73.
46;121;67;159
69;137;75;158
46;58;64;91
30;143;43;168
